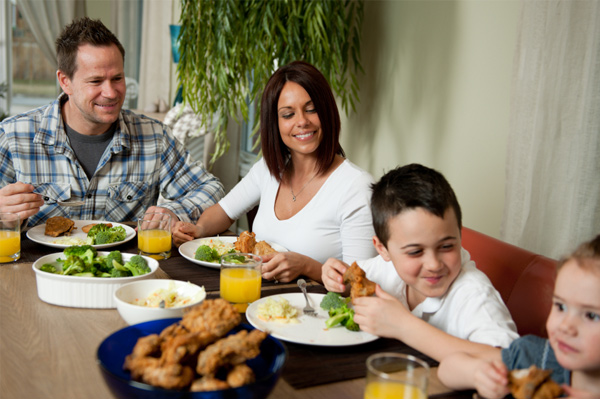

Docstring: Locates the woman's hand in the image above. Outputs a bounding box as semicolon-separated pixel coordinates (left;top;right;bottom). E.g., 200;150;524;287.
321;258;349;292
172;221;201;247
260;251;321;283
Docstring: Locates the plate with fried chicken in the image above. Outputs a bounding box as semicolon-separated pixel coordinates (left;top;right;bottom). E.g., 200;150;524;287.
179;231;287;269
27;217;136;249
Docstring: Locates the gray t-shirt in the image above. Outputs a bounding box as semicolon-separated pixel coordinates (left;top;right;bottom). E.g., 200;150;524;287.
65;122;116;180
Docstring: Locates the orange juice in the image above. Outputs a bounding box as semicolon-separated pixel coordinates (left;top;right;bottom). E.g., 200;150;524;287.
364;382;426;399
138;229;171;259
0;230;20;263
220;268;262;311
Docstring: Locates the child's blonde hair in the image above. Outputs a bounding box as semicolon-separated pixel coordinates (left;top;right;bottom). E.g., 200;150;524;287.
557;234;600;273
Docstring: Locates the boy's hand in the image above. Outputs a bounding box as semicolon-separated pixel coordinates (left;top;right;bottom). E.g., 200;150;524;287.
172;221;200;247
353;285;410;338
322;258;349;292
562;385;599;399
473;359;510;399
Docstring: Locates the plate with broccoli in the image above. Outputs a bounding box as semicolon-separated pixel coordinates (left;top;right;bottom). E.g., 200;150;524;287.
27;220;136;249
178;236;287;269
246;293;378;346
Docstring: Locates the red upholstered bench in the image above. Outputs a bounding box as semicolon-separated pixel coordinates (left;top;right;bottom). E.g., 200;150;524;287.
461;227;557;338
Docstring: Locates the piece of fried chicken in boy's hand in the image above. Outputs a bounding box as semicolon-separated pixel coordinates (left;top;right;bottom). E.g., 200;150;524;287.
343;262;376;299
508;365;563;399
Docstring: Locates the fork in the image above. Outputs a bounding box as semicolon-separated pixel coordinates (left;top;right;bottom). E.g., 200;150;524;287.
297;279;317;316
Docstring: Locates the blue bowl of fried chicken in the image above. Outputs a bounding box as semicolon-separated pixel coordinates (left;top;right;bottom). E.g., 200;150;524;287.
97;298;287;399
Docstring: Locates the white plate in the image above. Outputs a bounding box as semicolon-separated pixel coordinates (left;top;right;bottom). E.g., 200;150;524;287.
27;220;136;249
178;236;288;269
246;293;379;346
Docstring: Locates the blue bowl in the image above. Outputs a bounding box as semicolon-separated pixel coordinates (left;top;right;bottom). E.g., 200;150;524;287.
97;319;287;399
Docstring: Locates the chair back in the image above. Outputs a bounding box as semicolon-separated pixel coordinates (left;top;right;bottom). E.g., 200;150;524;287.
461;227;557;337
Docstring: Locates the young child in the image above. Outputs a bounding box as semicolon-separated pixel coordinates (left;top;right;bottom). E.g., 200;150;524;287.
437;235;600;399
322;163;519;362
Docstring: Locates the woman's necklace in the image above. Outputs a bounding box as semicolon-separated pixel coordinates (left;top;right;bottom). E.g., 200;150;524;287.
290;173;318;202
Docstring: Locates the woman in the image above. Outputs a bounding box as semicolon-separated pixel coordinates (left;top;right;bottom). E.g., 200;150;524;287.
172;61;376;283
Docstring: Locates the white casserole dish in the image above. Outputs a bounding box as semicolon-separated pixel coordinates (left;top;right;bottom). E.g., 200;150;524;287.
32;252;158;309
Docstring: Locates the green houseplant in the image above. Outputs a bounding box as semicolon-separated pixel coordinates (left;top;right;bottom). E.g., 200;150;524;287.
177;0;364;164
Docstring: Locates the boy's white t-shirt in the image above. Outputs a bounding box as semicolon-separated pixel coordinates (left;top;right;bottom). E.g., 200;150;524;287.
357;248;519;348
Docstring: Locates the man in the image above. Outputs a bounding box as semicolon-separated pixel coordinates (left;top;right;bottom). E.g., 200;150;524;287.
0;17;224;227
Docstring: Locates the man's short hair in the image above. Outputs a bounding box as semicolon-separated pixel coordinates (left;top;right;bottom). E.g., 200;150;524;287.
56;17;125;79
371;163;462;247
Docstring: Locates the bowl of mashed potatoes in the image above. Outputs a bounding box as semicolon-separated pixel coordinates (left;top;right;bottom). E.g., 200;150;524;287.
114;279;206;325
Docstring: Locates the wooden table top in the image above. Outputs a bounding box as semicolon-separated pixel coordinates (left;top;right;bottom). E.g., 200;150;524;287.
0;231;474;399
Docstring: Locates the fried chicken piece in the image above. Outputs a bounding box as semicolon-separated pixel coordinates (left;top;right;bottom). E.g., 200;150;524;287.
196;329;267;376
343;262;376;299
44;216;75;237
160;331;218;366
139;363;195;390
226;364;255;388
123;334;163;380
190;376;230;392
253;240;277;256
509;365;563;399
180;299;241;337
235;231;256;253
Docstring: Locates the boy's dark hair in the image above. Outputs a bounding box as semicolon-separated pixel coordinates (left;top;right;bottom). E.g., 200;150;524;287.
371;163;462;246
56;17;125;79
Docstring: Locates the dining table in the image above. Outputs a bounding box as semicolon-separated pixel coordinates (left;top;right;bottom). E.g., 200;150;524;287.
0;224;475;399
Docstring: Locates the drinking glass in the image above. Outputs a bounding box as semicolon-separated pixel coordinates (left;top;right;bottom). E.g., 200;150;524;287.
364;353;429;399
220;253;262;312
137;213;172;260
0;213;20;263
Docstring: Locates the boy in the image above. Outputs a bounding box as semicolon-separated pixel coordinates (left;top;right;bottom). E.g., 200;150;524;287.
322;163;518;362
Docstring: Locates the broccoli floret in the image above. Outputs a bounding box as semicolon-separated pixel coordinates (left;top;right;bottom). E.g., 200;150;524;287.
320;292;360;332
101;251;123;271
110;268;132;278
195;245;218;262
86;223;110;237
122;255;151;276
63;245;97;259
61;255;87;275
40;264;58;274
94;230;114;245
320;291;351;311
87;224;127;244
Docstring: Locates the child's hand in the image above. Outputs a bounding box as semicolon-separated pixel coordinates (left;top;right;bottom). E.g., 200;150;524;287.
322;258;349;292
473;359;510;399
562;385;600;399
172;221;200;247
353;285;410;338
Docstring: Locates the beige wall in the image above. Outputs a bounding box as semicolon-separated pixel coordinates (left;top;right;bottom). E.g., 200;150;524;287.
340;0;520;239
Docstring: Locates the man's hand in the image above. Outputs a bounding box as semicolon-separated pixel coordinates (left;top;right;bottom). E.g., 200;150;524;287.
143;206;180;229
0;182;44;222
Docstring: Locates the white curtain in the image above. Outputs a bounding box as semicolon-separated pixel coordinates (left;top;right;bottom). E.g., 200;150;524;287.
137;0;178;112
502;0;600;260
17;0;85;65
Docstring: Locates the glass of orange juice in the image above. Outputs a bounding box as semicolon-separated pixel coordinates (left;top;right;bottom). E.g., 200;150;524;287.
137;212;172;260
364;353;429;399
220;253;262;313
0;212;21;263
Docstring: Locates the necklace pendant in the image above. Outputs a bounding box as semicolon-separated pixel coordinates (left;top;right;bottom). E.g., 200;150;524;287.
292;195;296;202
